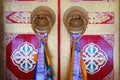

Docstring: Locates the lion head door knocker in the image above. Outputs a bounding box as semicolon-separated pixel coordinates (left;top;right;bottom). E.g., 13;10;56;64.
31;6;56;80
63;6;88;80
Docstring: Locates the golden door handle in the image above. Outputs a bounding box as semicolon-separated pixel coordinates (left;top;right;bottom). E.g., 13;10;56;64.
63;6;88;34
31;6;56;34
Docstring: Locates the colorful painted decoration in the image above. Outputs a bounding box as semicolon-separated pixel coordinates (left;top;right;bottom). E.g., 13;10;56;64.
5;34;114;80
70;0;114;2
89;12;114;24
80;35;114;80
83;43;108;74
6;33;54;80
5;11;31;24
6;34;40;80
6;0;47;2
11;42;38;73
5;11;114;24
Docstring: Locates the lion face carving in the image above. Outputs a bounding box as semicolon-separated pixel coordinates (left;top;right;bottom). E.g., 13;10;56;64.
63;6;88;34
31;6;56;34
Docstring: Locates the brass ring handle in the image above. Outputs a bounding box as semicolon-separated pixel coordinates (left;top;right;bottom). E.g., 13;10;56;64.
31;6;56;34
63;6;88;34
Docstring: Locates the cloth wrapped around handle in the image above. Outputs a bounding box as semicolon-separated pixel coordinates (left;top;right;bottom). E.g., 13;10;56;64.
63;6;88;80
68;33;87;80
33;32;54;80
31;6;56;80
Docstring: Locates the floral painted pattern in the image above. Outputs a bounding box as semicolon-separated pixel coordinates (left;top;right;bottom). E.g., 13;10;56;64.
6;34;40;79
11;42;38;73
80;35;114;80
6;0;47;2
70;0;114;2
5;11;114;24
82;43;108;74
